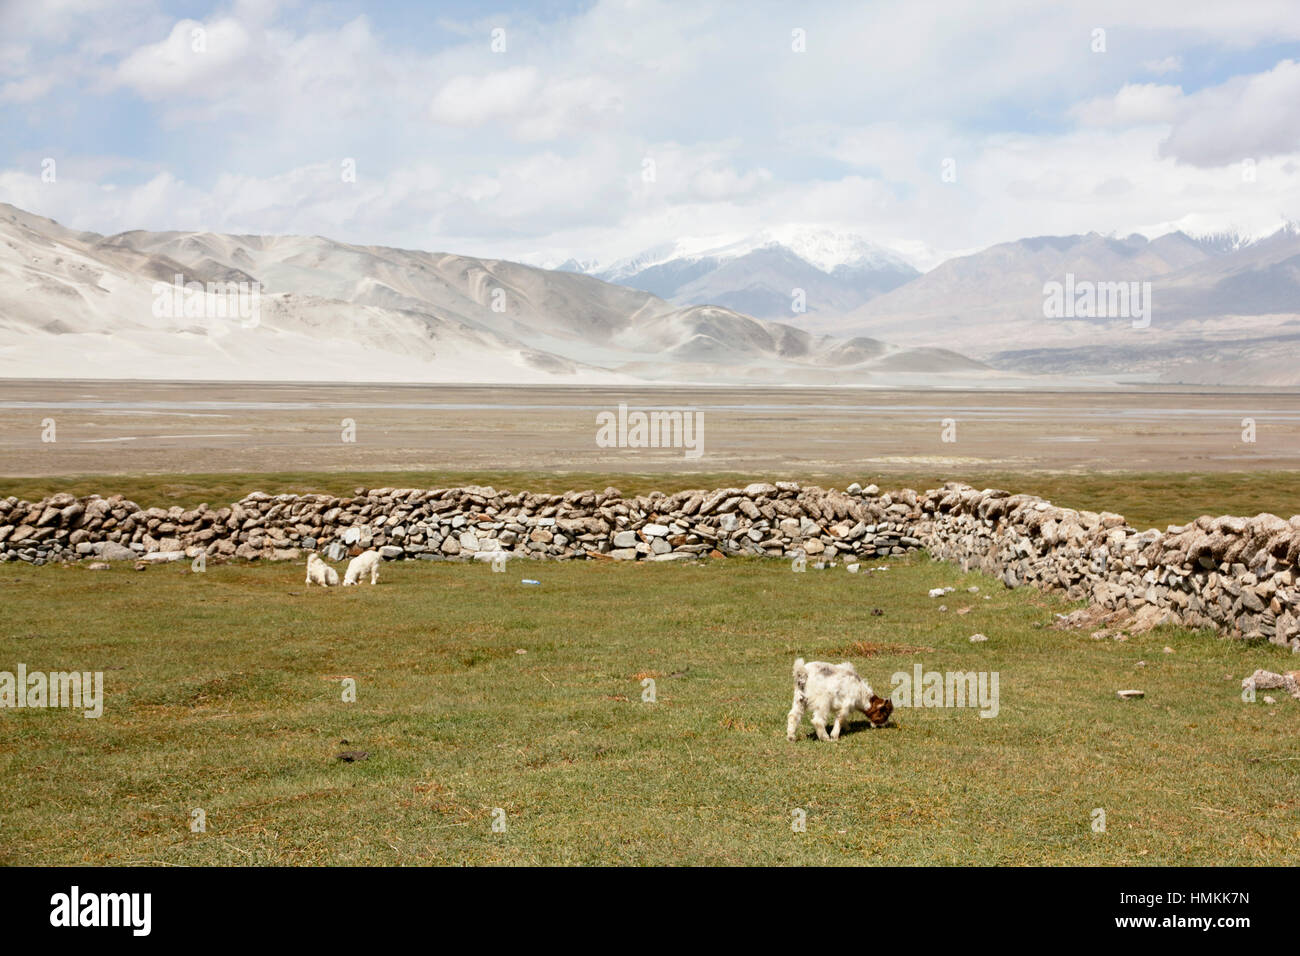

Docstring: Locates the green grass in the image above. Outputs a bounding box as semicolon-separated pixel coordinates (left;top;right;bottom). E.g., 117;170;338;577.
1;554;1295;865
2;469;1299;528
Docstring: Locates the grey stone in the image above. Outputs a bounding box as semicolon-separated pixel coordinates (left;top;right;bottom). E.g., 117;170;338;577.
97;541;136;562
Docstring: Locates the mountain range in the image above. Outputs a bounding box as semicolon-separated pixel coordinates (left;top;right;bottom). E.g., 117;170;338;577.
580;228;920;320
580;225;1300;386
824;227;1300;386
0;204;995;385
3;200;1297;386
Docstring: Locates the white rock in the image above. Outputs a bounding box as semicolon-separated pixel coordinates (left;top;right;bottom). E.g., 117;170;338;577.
968;633;988;643
138;550;186;563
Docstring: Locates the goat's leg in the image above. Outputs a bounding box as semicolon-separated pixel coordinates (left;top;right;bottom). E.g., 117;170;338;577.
786;694;805;742
811;710;832;741
831;706;854;739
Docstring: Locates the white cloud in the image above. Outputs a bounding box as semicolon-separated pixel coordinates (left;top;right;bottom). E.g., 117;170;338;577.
1143;55;1182;75
429;68;622;142
6;0;1300;269
1159;59;1300;166
113;18;262;99
1072;83;1184;127
0;74;58;104
429;67;541;127
1072;62;1300;167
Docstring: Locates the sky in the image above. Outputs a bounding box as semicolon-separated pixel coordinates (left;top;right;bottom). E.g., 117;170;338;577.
2;0;1300;270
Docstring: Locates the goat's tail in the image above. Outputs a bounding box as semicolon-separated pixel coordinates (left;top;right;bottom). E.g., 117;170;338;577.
792;657;807;693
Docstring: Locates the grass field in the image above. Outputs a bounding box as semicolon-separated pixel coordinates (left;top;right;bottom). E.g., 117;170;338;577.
2;469;1299;529
2;553;1296;866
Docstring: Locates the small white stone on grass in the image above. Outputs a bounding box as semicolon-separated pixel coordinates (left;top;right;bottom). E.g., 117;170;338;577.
968;633;988;643
1116;689;1145;699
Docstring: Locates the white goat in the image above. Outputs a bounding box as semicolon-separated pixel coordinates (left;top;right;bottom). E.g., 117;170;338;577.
343;549;382;586
786;657;893;742
305;552;339;587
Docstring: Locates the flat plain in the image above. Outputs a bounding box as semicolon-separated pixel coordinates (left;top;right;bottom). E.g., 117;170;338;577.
2;378;1297;866
3;380;1300;477
2;555;1296;866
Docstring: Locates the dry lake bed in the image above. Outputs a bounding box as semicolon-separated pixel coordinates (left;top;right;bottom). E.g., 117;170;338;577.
2;379;1299;477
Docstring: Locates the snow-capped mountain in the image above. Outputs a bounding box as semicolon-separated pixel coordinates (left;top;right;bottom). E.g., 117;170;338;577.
585;228;921;320
595;227;917;278
826;226;1300;385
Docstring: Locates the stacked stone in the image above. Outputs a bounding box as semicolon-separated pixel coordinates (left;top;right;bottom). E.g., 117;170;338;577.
0;481;923;568
4;479;1297;650
917;482;1300;650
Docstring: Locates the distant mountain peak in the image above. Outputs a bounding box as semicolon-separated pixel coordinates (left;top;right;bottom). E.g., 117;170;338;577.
582;228;924;320
594;226;918;280
1180;219;1300;253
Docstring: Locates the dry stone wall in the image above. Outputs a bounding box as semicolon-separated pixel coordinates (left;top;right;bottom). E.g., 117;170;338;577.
917;483;1300;650
2;480;1297;650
